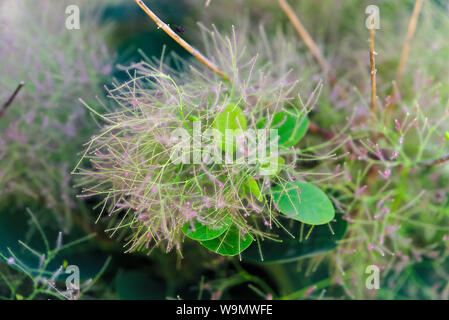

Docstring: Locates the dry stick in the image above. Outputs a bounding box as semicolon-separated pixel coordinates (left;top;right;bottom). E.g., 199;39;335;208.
388;0;424;117
369;23;377;116
277;0;346;142
386;0;423;123
277;0;348;100
0;81;25;118
396;0;424;87
132;0;230;81
277;0;333;83
364;21;380;185
418;154;449;167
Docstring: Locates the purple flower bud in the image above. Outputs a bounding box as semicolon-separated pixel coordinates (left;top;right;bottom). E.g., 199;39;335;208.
394;119;401;131
375;145;383;160
354;185;367;196
378;169;391;179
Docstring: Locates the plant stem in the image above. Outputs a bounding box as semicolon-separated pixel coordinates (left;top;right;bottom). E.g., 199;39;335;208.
396;0;424;87
132;0;230;81
0;81;25;118
308;122;334;140
369;23;377;116
279;277;332;300
386;0;423;119
277;0;348;100
418;154;449;167
277;0;331;82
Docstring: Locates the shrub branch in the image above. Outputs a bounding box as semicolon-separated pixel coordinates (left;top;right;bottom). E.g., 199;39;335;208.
132;0;230;81
418;154;449;167
369;23;377;116
0;81;25;118
277;0;347;100
277;0;333;82
396;0;424;86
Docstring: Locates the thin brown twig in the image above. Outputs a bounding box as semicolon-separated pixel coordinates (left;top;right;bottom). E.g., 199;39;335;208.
277;0;333;83
364;20;380;185
308;122;334;140
387;0;423;120
369;23;377;116
132;0;230;81
0;81;25;118
418;154;449;167
396;0;424;87
277;0;348;101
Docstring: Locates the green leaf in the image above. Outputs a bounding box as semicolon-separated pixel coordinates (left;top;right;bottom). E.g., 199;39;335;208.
260;156;285;177
257;109;309;148
242;176;263;201
213;104;247;150
200;225;254;256
115;271;166;300
188;115;199;122
270;181;335;225
243;214;347;263
182;218;231;241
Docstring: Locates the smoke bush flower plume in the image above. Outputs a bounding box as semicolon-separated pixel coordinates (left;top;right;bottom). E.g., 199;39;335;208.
75;24;330;255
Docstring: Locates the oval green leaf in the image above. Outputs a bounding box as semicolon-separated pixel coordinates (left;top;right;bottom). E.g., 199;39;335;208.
260;156;285;177
182;218;231;241
270;181;335;225
258;109;309;148
213;104;247;150
200;225;254;256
